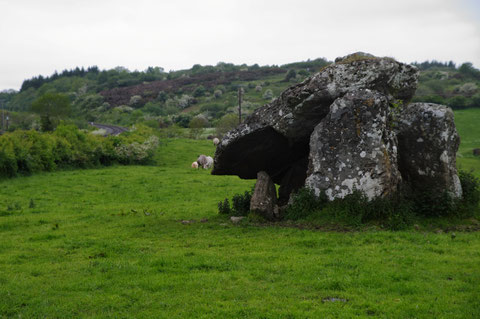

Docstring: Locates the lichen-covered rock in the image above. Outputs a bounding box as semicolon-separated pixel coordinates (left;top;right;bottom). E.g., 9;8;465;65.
305;89;402;200
250;171;278;220
212;55;418;190
396;103;462;197
334;52;375;63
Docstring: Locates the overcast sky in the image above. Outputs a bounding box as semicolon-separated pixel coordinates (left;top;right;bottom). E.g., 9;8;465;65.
1;0;479;91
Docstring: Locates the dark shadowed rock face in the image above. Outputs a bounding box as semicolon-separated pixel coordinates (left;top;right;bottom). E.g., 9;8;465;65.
278;157;309;205
306;89;401;200
396;103;462;197
250;171;278;220
212;56;418;196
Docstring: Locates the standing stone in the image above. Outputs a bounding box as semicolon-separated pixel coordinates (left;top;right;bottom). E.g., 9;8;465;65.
473;149;480;157
250;171;278;220
306;89;401;200
396;103;462;197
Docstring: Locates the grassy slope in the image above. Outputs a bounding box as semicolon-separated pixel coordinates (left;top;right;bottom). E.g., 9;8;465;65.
0;113;479;318
455;108;480;173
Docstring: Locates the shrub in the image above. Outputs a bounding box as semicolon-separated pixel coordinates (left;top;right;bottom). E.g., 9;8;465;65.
0;144;17;177
218;198;231;215
411;189;456;217
177;94;194;109
213;90;223;99
263;89;273;100
284;187;414;230
215;113;238;137
114;135;159;165
129;95;143;108
284;187;327;220
447;95;468;109
218;188;253;216
193;86;206;97
188;116;208;139
0;125;159;179
285;69;297;82
458;170;480;215
231;189;253;216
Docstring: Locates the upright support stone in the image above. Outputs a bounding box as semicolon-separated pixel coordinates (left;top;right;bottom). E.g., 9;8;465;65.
306;89;402;200
396;103;462;197
250;171;278;220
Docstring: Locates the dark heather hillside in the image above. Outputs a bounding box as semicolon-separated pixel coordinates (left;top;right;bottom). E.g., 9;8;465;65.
100;68;286;107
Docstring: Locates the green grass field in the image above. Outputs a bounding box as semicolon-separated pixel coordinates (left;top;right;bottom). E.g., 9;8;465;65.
455;108;480;173
0;110;479;318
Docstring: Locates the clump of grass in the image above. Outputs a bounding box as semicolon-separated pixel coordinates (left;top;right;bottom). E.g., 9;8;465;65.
283;171;480;230
285;188;414;230
459;170;480;212
217;198;231;215
284;187;328;220
218;188;253;216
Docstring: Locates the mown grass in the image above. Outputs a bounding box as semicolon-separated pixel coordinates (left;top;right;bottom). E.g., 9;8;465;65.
0;111;479;318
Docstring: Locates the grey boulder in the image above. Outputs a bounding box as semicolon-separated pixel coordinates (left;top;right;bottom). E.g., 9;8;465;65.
306;89;401;200
396;103;462;197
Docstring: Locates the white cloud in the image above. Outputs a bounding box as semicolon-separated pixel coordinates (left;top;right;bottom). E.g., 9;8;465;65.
1;0;479;90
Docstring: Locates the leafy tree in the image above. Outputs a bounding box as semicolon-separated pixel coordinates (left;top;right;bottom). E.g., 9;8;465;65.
74;94;104;110
193;85;206;97
156;91;168;103
469;93;480;108
129;95;143;108
143;101;164;116
459;63;480;79
447;95;468;109
172;114;192;128
216;113;238;137
285;69;297;81
263;89;274;100
31;93;71;131
189;115;208;139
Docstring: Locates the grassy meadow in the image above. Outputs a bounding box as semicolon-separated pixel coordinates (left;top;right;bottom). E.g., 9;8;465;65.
455;108;480;173
0;110;480;318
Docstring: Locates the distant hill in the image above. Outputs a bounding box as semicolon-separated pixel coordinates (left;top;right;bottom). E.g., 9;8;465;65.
1;57;479;131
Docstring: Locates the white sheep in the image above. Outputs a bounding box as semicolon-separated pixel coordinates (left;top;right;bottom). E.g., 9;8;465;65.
197;154;213;169
204;156;213;169
213;138;220;146
191;161;199;169
197;155;207;168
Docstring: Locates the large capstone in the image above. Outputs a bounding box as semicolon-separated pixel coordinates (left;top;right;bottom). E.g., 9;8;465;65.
212;55;418;201
305;89;401;200
396;103;462;197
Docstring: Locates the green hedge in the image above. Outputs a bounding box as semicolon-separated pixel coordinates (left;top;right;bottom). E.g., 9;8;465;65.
0;124;159;178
